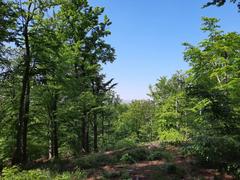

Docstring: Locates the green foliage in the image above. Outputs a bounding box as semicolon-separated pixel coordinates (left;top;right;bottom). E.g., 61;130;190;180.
113;100;156;146
54;169;86;180
0;0;117;164
188;135;240;164
120;153;136;164
203;0;240;10
1;166;86;180
1;166;20;178
120;147;148;163
182;17;240;177
75;153;117;169
148;149;173;162
1;166;50;179
102;170;131;180
0;0;239;178
158;129;186;142
185;135;240;177
120;146;174;163
148;17;240;178
150;71;190;143
114;136;138;149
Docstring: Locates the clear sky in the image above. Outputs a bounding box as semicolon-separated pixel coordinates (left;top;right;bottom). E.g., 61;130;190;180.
89;0;240;101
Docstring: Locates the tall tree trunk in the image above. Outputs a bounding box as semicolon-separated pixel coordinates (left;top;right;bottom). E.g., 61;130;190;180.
81;111;90;153
48;136;52;159
101;113;104;147
86;121;89;153
48;93;59;159
93;114;98;152
13;25;31;165
52;117;58;158
81;112;87;152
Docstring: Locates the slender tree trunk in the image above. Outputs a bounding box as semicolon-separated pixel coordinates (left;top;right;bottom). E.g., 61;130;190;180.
48;93;59;159
81;112;87;152
22;80;30;162
81;111;90;153
93;114;98;152
101;113;104;147
50;127;58;159
53;120;58;158
48;136;52;159
86;120;89;153
13;25;31;165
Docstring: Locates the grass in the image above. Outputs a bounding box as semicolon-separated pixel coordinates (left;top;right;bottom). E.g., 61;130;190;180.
0;144;175;179
0;166;86;180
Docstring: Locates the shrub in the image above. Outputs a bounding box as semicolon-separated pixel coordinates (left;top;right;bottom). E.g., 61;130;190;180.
120;153;136;163
189;135;240;164
114;137;137;149
128;147;148;161
187;135;240;178
120;147;148;163
75;153;117;169
159;129;186;142
148;149;173;161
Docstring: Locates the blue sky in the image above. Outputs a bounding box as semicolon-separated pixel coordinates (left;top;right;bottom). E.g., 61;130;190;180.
89;0;240;100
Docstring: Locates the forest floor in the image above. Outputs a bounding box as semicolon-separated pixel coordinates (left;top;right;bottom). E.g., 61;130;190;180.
30;142;235;180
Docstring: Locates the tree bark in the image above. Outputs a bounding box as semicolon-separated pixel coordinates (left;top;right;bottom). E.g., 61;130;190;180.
13;24;31;165
93;114;98;152
81;112;87;152
86;121;89;153
81;111;90;153
48;93;59;159
101;113;104;147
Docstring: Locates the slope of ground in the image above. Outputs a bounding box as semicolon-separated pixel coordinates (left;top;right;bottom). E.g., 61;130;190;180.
26;142;235;180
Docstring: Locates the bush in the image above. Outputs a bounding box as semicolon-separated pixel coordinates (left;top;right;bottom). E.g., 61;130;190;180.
75;153;117;169
158;129;186;142
120;153;136;163
114;137;137;149
189;135;240;164
128;147;148;161
187;135;240;177
148;149;173;161
120;147;148;163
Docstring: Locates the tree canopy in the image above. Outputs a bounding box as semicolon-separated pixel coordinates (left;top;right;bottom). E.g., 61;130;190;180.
0;0;240;179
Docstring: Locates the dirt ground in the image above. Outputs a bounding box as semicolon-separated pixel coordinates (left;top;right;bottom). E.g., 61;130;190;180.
86;144;235;180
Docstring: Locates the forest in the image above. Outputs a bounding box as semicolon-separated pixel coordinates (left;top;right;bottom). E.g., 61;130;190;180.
0;0;240;179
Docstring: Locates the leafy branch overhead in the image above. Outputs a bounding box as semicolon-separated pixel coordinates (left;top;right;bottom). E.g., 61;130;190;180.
203;0;240;10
